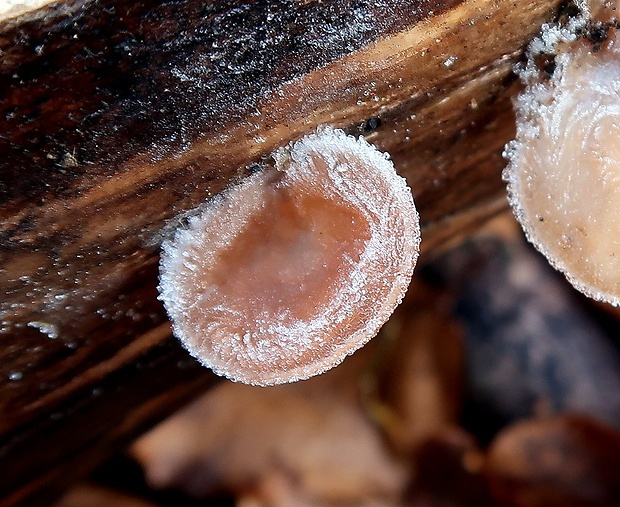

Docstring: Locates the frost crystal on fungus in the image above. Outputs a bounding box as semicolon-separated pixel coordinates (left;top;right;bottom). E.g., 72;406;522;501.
159;127;420;385
504;0;620;305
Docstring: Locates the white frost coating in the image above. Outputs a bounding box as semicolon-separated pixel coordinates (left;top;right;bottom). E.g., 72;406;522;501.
504;1;620;305
0;0;63;21
159;127;420;386
27;320;59;339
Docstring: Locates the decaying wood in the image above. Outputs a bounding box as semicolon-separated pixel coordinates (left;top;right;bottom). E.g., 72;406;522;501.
1;0;562;505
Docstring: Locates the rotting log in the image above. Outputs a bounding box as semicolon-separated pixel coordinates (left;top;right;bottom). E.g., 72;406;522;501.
0;1;562;505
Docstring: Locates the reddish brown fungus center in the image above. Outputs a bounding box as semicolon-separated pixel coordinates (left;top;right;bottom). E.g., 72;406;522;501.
210;177;371;322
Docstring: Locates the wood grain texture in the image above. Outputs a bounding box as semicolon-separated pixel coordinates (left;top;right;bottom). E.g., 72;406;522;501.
0;0;562;505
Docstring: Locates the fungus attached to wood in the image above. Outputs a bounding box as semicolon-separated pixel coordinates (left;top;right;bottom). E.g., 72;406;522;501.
159;127;420;386
504;1;620;305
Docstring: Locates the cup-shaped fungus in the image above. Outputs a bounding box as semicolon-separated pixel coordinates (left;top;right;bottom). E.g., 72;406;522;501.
159;127;420;386
504;1;620;305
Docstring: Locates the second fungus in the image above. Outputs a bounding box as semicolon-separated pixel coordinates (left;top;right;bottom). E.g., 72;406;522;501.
504;1;620;305
159;127;420;386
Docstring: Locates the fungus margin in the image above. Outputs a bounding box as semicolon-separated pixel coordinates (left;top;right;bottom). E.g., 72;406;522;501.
159;127;420;385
